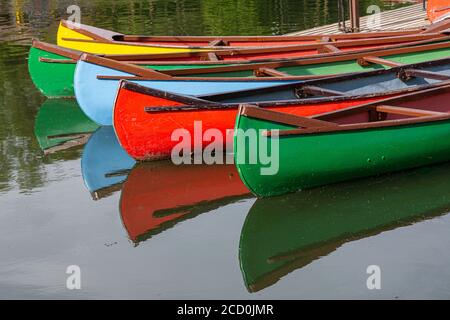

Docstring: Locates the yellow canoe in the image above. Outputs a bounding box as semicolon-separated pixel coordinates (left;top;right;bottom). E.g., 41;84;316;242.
57;20;211;55
56;19;450;55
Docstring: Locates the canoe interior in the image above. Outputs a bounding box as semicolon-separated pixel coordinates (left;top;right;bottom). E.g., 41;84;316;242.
200;58;450;103
167;43;450;78
323;87;450;125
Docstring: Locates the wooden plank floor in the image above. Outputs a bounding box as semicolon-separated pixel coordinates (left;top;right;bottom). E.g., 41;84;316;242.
288;3;429;35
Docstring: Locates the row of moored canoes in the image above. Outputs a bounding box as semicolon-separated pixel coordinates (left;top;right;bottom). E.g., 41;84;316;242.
30;15;450;198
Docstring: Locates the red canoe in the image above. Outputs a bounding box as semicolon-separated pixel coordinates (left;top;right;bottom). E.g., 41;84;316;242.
119;161;250;244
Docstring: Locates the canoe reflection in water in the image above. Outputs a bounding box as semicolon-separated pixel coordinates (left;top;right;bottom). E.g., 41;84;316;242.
240;163;450;293
34;99;99;154
120;160;250;245
81;126;136;200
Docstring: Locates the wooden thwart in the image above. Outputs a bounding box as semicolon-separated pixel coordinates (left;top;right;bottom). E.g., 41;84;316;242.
208;39;228;47
206;52;220;61
359;56;404;67
376;105;447;117
300;85;345;97
319;44;341;54
255;68;290;77
401;69;450;81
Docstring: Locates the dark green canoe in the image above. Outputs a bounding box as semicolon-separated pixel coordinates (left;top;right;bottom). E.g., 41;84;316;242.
234;85;450;197
240;162;450;292
28;41;232;98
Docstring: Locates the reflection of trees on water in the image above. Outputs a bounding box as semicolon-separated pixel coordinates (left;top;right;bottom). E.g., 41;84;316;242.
0;0;413;39
0;41;46;193
0;0;415;193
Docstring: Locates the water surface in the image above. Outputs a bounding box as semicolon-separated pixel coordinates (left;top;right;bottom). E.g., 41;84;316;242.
2;0;450;299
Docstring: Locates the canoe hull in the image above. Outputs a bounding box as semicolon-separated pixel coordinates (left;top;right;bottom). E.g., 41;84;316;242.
28;47;77;98
234;96;450;197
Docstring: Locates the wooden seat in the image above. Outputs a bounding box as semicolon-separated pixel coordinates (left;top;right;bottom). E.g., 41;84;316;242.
300;85;345;97
358;56;404;67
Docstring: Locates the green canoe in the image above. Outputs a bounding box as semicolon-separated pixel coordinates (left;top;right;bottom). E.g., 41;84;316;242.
240;162;450;292
34;99;99;153
234;85;450;197
29;37;450;97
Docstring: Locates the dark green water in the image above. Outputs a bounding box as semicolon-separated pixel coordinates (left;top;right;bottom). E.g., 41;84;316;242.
2;0;450;299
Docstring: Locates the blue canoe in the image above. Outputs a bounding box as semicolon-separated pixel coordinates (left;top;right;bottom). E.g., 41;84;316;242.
81;126;136;200
74;54;298;125
75;53;450;125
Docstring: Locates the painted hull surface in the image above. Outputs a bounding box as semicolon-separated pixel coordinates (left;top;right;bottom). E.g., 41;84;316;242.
57;22;211;55
81;126;135;200
74;60;296;125
240;162;450;292
120;162;250;244
29;47;77;98
34;99;99;152
234;88;450;197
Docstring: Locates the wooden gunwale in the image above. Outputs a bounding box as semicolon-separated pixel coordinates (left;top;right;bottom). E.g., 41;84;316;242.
33;39;83;60
61;20;450;50
83;37;450;82
81;53;172;79
134;79;450;114
158;37;450;76
238;86;450;137
35;32;450;65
